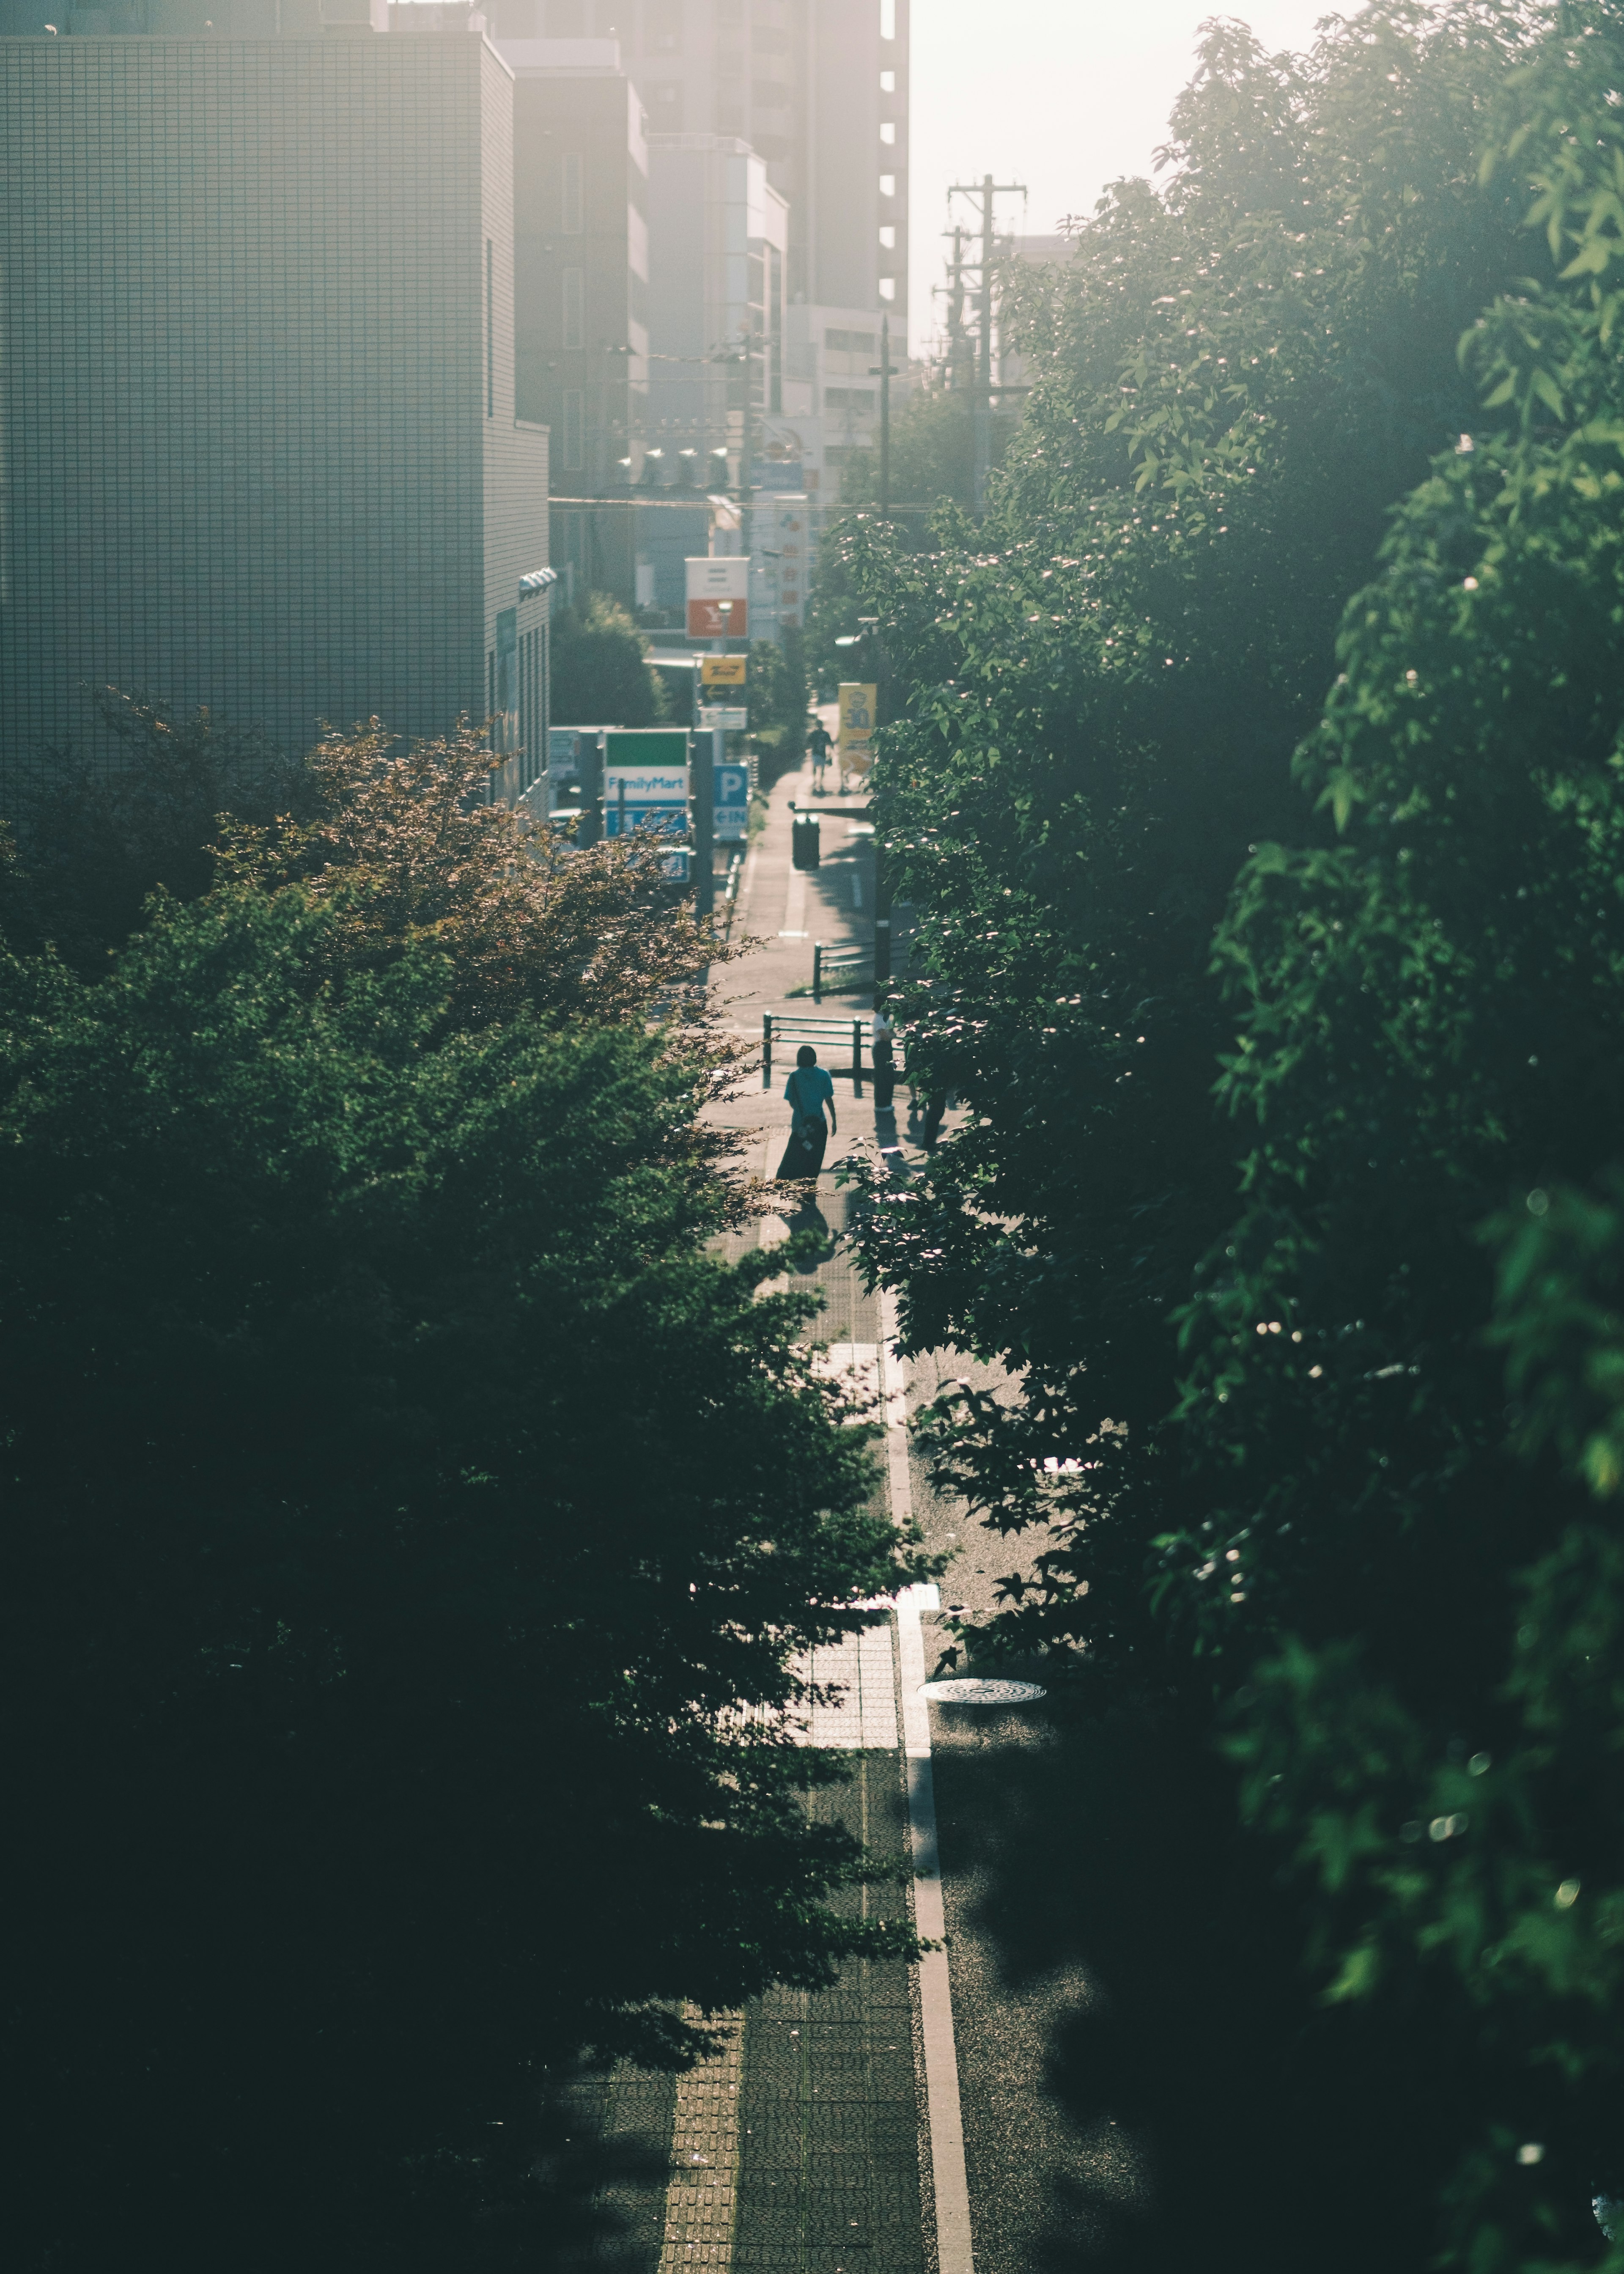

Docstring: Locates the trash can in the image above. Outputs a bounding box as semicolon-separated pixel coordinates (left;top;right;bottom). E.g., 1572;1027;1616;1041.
792;813;821;871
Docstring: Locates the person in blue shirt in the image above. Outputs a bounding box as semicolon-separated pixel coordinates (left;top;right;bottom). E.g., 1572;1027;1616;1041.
775;1044;836;1179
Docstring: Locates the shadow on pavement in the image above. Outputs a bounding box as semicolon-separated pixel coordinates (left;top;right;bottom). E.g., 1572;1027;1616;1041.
933;1684;1489;2274
546;2064;676;2274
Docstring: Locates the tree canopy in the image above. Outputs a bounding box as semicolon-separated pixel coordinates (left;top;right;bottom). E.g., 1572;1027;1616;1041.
833;4;1624;2264
3;723;927;2268
550;588;672;727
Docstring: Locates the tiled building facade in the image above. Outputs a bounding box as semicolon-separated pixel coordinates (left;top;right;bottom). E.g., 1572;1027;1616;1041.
0;33;550;795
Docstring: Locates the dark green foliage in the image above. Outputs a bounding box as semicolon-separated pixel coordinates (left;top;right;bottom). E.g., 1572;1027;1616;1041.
0;683;316;972
849;0;1535;1648
838;5;1624;2264
833;387;1003;516
746;629;810;777
2;883;922;2266
550;589;672;726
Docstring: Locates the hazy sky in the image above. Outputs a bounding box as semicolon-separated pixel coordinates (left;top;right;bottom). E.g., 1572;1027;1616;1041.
907;0;1355;351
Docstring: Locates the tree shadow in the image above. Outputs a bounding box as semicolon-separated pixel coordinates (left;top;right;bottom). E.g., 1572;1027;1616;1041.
932;1682;1494;2274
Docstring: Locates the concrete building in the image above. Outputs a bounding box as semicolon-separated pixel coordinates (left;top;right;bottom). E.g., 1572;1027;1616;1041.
497;36;650;607
0;28;550;801
470;2;908;334
639;132;787;619
614;0;908;331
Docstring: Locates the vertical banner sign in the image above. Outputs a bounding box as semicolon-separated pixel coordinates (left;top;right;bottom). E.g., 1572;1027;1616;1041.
602;728;691;838
714;760;749;841
686;555;749;640
837;682;878;779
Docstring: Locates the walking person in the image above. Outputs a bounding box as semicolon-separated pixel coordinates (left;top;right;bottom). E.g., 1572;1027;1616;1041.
909;1076;948;1152
871;1000;897;1115
775;1044;837;1181
806;717;834;793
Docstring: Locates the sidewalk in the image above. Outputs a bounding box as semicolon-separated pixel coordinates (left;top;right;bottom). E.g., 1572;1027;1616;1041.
583;756;1102;2274
644;757;962;2274
707;748;930;1189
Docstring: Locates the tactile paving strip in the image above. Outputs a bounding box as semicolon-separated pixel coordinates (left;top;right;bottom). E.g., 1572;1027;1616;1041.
659;2011;747;2273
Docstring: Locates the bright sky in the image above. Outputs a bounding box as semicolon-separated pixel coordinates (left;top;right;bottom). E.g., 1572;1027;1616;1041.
907;0;1360;352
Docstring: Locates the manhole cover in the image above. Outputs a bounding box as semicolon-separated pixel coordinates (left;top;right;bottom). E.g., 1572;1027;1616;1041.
919;1678;1047;1705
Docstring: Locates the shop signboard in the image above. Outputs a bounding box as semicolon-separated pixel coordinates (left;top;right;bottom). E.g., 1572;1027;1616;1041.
686;555;749;640
603;728;691;838
700;653;747;687
837;682;878;778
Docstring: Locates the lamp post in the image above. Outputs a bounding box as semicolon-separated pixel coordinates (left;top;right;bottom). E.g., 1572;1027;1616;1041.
693;596;735;922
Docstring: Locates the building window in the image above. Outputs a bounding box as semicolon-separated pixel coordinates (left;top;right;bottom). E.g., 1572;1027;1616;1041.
880;68;895;92
879;224;896;249
562;390;584;471
824;328;876;354
562;269;584;351
562;153;583;233
880;120;896;146
880;172;896;198
485;238;494;418
879;276;897;302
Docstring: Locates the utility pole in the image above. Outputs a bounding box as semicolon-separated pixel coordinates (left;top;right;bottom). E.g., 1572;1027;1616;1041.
947;174;1026;515
870;313;901;520
935;224;969;395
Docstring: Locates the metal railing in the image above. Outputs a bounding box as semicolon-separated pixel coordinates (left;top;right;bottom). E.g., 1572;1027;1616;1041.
811;940;872;1003
762;1014;867;1096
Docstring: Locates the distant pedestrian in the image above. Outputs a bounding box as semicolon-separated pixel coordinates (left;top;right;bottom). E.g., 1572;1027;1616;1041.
776;1044;837;1179
871;1003;897;1114
910;1078;948;1152
807;718;834;791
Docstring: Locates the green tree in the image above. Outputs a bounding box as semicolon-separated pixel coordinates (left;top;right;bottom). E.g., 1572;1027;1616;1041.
834;386;1005;516
550;588;672;726
835;5;1624;2266
849;0;1533;1649
744;629;810;779
0;683;316;973
2;876;925;2271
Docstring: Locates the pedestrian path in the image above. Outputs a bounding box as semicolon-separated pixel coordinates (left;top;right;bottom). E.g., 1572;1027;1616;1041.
577;750;984;2274
613;746;948;2274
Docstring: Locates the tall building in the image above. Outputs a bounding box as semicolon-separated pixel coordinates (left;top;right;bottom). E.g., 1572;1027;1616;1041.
639;132;787;620
492;35;650;606
0;29;551;801
474;0;908;330
620;0;908;330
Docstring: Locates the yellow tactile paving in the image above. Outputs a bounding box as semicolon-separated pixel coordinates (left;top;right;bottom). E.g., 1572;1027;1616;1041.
658;2009;746;2272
